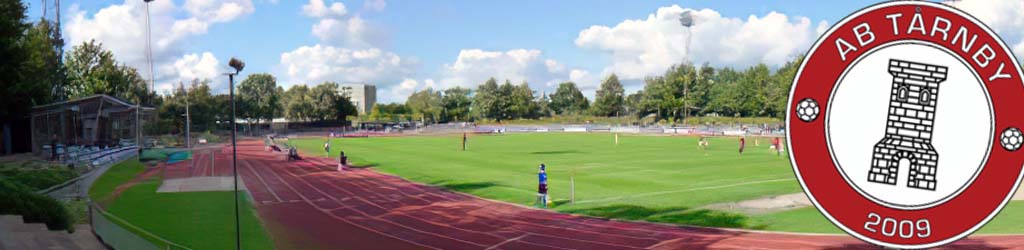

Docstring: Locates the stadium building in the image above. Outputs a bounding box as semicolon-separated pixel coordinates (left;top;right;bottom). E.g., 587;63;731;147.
341;83;377;115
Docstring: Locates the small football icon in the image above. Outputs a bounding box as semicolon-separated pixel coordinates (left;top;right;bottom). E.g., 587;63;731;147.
796;98;819;122
1001;128;1023;151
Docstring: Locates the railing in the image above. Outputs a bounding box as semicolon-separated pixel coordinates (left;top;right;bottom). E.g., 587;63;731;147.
38;146;139;200
90;202;193;250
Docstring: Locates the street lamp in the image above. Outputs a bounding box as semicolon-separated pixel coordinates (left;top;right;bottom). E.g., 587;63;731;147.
226;57;244;250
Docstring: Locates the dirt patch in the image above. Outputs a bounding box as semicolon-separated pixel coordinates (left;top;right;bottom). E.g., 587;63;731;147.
702;193;811;215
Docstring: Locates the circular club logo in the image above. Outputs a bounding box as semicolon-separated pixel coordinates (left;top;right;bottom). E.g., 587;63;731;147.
787;1;1024;248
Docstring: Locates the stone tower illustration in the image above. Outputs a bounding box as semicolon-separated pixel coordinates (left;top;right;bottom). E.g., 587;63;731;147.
867;59;946;191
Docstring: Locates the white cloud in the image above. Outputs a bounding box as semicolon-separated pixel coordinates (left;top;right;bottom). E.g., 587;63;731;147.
311;16;387;48
945;0;1024;62
65;0;253;94
1015;42;1024;59
575;5;818;80
380;78;430;102
302;0;347;18
184;0;255;23
363;0;386;11
277;45;417;94
439;49;588;92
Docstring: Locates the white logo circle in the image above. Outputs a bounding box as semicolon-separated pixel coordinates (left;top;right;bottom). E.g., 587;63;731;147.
826;41;993;209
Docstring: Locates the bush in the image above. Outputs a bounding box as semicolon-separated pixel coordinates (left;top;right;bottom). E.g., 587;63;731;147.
0;178;73;232
195;131;223;144
0;165;78;191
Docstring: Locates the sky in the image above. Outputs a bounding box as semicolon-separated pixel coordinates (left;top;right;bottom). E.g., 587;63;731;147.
22;0;1024;103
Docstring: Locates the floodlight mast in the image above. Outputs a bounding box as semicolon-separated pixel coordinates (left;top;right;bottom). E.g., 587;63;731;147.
142;0;156;154
679;10;695;124
227;57;244;250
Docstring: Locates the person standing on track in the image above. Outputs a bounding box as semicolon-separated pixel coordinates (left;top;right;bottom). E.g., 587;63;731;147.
338;150;347;172
537;163;549;208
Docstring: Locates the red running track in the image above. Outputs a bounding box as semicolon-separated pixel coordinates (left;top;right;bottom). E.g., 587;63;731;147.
169;141;1024;249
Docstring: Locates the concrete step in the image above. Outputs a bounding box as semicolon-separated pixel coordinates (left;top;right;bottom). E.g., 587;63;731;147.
0;215;105;250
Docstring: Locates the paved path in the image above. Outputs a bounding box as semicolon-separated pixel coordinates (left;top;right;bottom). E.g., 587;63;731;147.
185;141;1024;249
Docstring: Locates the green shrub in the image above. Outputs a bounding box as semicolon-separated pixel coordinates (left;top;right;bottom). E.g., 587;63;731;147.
0;178;73;232
0;166;77;191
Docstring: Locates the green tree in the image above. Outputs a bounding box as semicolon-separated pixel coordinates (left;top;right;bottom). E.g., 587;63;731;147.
334;93;359;125
368;103;410;121
406;88;443;123
535;91;553;117
237;73;281;133
768;56;803;117
509;81;538;119
472;78;500;120
310;82;341;121
441;87;472;122
64;40;153;104
707;67;742;116
591;74;625;116
283;85;313;121
624;90;643;117
184;79;216;131
738;64;771;116
549;81;589;115
0;0;30;122
496;80;516;120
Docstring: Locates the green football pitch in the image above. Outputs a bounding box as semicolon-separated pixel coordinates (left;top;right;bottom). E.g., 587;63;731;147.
291;132;1024;234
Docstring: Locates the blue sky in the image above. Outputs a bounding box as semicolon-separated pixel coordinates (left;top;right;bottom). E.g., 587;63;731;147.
21;0;1024;102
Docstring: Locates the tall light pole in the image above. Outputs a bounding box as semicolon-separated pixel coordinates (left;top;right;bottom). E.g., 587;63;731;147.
679;10;695;125
141;0;156;156
181;82;191;148
227;57;245;250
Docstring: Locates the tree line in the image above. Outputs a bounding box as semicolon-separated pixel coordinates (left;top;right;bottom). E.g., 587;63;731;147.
1;0;800;135
397;58;802;124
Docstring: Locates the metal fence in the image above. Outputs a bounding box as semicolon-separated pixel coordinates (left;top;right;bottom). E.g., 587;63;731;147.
38;146;139;201
90;203;192;250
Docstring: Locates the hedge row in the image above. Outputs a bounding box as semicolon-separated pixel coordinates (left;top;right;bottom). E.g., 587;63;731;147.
0;166;77;190
0;177;73;232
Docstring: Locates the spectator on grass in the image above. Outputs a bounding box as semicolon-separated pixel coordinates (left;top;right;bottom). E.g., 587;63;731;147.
739;137;746;155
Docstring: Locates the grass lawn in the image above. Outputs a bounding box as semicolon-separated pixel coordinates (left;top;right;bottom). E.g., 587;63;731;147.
291;133;799;229
90;160;274;249
89;159;146;202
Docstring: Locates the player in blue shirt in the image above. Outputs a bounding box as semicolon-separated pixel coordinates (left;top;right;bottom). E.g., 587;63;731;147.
538;164;549;208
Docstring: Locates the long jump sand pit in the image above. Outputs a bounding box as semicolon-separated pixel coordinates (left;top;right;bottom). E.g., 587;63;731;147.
157;176;245;193
703;193;812;215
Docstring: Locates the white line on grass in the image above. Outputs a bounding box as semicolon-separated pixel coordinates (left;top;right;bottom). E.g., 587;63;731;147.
574;178;794;204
